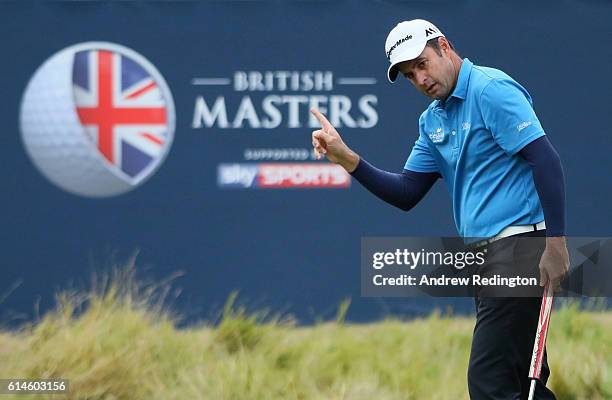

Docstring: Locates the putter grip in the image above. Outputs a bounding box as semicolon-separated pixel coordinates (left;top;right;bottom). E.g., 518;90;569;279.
528;282;554;379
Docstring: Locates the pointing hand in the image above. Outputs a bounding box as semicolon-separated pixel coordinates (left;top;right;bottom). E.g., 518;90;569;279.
310;108;360;172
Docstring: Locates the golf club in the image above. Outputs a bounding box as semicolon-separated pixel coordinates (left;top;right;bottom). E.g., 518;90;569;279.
528;281;555;400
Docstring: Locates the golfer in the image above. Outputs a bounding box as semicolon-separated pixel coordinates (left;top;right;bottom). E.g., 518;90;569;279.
310;19;569;399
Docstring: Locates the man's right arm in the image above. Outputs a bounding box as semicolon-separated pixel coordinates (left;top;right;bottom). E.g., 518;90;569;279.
351;159;440;211
310;108;439;212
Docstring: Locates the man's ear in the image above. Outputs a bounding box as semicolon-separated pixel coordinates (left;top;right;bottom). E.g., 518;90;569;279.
439;37;450;54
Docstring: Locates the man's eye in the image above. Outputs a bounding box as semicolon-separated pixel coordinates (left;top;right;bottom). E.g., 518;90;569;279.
419;61;427;68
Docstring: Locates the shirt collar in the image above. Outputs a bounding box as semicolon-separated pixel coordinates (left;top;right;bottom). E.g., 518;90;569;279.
432;58;472;110
450;58;473;100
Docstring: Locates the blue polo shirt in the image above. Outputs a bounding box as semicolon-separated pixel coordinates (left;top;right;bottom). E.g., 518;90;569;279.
404;58;545;239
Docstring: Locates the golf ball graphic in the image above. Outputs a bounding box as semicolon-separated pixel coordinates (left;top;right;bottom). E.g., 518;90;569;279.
20;42;175;197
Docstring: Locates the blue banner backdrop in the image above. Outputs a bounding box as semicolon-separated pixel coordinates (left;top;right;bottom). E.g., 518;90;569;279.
1;1;611;325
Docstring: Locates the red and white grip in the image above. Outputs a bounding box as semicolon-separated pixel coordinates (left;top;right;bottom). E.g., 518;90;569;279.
528;282;554;379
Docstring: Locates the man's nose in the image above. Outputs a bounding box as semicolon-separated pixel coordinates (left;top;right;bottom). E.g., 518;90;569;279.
415;71;429;87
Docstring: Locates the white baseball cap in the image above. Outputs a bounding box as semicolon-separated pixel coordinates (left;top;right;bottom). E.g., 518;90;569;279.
385;19;445;83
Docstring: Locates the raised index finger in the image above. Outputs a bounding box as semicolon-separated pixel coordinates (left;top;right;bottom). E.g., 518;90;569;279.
310;108;332;131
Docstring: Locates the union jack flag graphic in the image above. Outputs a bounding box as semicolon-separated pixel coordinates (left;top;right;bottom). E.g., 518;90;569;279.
72;49;170;180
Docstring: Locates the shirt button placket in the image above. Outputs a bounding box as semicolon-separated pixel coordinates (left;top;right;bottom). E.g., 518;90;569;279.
451;128;459;161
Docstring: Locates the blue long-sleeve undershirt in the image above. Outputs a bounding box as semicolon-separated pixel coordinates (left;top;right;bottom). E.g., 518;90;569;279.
350;135;565;236
518;136;566;236
350;159;440;212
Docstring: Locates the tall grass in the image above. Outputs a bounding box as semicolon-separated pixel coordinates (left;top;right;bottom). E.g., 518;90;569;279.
0;268;609;400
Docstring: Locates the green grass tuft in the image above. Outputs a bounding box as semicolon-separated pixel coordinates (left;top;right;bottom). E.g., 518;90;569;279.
0;268;609;399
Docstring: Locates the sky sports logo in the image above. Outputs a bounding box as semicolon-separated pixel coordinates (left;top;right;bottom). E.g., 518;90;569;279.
218;163;351;189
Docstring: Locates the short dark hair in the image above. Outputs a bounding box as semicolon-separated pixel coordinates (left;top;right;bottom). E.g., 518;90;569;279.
426;37;457;56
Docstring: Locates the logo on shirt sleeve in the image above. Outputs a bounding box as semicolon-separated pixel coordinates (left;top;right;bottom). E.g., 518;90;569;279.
517;121;533;132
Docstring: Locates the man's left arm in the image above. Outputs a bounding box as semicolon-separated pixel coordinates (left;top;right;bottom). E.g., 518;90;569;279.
481;79;570;291
519;136;569;291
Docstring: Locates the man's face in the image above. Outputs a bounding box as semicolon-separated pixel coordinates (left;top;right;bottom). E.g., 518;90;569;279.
397;43;456;100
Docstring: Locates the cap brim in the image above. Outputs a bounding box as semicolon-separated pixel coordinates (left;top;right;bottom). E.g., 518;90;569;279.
387;43;427;83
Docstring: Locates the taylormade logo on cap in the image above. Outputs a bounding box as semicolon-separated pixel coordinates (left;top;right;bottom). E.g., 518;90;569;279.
385;19;444;83
386;34;413;59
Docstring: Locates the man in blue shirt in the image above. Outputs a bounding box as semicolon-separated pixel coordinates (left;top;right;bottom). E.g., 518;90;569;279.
311;19;569;399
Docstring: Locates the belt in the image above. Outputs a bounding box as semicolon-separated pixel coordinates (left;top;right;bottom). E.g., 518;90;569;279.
472;221;546;248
